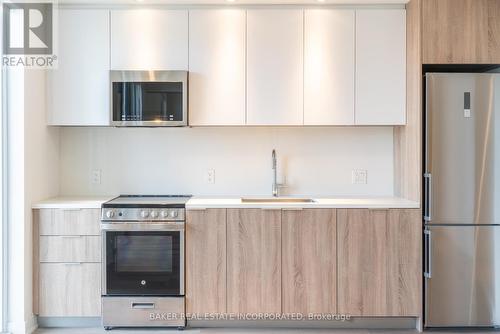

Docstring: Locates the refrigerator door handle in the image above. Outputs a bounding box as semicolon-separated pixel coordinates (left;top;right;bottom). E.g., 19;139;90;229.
424;229;432;278
424;173;432;221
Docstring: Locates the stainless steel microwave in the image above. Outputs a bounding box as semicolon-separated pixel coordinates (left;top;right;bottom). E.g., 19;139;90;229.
110;71;188;127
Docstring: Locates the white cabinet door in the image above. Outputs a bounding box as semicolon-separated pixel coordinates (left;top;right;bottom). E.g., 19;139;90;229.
246;10;303;125
47;9;109;126
355;9;406;125
189;10;246;126
304;9;355;125
111;10;188;70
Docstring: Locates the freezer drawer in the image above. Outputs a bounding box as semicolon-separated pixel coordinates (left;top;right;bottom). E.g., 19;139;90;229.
425;225;500;327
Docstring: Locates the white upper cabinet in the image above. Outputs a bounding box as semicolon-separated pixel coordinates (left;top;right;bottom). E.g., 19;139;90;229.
355;9;406;125
47;9;110;126
304;9;355;125
189;10;246;126
110;10;188;70
246;10;304;125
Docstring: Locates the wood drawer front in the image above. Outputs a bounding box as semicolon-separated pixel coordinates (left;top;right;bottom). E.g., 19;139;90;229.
39;263;101;316
36;209;100;236
39;236;101;263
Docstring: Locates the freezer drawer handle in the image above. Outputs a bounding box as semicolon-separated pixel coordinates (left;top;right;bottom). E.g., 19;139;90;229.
424;173;432;221
131;302;155;309
424;229;432;278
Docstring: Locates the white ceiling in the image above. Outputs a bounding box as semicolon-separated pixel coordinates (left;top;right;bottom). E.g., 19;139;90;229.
58;0;408;5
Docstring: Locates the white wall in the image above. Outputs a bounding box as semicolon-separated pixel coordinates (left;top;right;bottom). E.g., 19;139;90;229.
7;69;60;334
60;126;394;197
23;70;60;331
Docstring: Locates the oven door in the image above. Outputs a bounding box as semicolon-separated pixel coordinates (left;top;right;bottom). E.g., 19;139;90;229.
102;223;184;296
110;70;188;127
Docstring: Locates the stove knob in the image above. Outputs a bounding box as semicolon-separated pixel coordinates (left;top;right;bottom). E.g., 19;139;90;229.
170;210;178;218
150;210;159;219
140;210;149;218
106;210;115;219
160;210;169;218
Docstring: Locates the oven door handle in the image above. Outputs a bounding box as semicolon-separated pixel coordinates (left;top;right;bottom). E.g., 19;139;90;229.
101;222;184;232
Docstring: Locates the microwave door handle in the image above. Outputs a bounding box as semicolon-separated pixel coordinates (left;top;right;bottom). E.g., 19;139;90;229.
162;94;167;118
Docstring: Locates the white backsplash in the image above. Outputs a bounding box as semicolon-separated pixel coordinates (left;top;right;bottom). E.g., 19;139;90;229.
60;126;394;197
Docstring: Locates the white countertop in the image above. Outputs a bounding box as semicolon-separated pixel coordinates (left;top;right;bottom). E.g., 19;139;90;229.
32;195;420;210
32;196;115;209
186;196;420;209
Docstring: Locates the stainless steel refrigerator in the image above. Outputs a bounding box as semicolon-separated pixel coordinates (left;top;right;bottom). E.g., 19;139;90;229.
424;73;500;328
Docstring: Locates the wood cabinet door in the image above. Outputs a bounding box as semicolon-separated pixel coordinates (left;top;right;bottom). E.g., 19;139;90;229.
227;209;281;313
39;263;101;316
304;9;355;125
36;209;101;236
282;209;337;314
188;9;246;126
39;236;101;263
355;9;406;125
337;209;421;316
186;209;227;314
47;9;109;126
110;9;188;70
422;0;500;64
246;10;303;125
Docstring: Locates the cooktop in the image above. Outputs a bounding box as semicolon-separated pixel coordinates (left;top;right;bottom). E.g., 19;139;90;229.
102;195;192;208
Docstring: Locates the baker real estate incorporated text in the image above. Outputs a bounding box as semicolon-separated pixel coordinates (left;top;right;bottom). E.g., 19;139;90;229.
149;312;352;321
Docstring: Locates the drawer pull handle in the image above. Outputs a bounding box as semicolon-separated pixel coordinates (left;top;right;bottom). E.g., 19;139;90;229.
63;262;82;265
131;302;155;309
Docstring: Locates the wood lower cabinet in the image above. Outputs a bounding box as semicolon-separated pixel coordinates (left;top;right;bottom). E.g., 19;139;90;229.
36;208;101;236
33;208;101;317
186;209;227;314
226;209;281;313
337;209;421;316
282;209;337;314
39;263;101;316
39;236;101;263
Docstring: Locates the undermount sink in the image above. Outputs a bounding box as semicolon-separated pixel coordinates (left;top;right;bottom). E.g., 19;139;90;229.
240;197;316;203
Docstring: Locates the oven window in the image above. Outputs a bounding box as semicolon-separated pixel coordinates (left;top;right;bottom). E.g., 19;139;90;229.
112;82;184;122
116;235;172;273
105;231;181;296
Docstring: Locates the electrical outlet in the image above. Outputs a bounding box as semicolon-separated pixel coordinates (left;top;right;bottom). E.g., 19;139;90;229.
352;169;367;184
91;169;101;185
206;169;215;184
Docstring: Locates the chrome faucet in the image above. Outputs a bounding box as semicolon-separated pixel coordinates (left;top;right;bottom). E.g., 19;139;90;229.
272;149;279;197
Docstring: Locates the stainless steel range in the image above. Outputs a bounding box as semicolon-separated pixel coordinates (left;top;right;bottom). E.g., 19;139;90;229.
100;195;190;330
